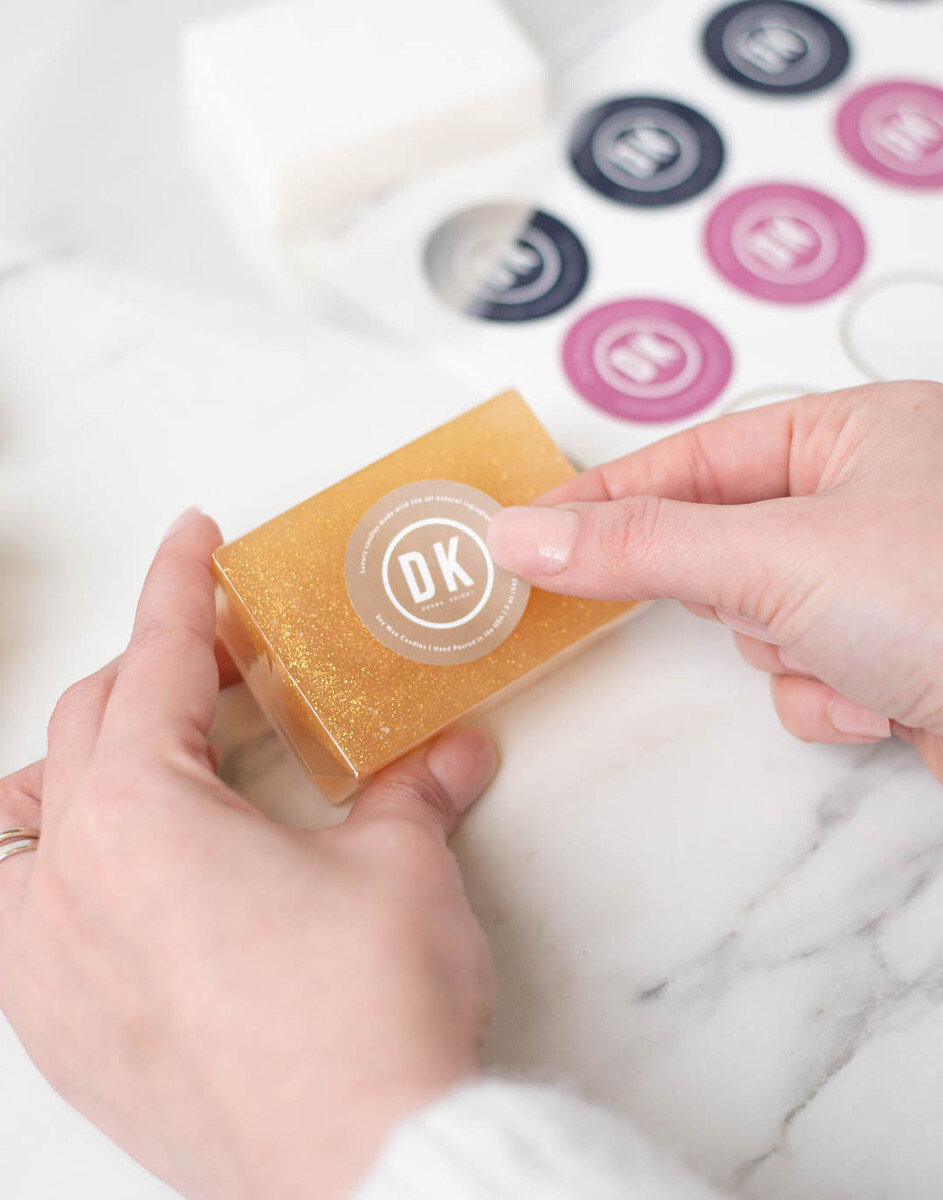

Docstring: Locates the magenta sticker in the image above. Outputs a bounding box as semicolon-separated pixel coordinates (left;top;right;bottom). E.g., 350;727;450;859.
562;299;733;422
705;182;865;303
837;80;943;189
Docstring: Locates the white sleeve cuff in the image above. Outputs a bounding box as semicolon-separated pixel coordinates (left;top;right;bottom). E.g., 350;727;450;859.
354;1074;728;1200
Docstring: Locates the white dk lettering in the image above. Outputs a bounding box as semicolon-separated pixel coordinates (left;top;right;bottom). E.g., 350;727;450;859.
609;332;682;383
398;552;435;604
609;126;678;179
876;108;943;164
433;537;473;593
738;24;806;74
486;241;541;292
746;216;817;269
398;538;473;604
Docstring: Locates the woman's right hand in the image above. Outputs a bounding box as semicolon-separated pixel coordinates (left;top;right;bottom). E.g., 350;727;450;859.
487;381;943;783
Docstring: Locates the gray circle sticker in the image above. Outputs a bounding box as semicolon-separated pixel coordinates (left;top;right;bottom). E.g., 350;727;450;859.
424;204;589;321
703;2;850;95
570;96;725;206
345;481;530;665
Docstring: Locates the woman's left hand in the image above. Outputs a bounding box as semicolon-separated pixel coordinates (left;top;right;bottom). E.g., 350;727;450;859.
0;509;497;1200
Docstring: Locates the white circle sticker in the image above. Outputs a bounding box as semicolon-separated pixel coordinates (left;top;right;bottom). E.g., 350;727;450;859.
345;481;530;665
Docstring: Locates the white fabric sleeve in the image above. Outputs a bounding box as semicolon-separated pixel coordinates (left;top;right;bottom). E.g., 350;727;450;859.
354;1075;729;1200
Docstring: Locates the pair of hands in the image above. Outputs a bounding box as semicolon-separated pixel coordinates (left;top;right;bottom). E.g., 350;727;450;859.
1;381;941;1200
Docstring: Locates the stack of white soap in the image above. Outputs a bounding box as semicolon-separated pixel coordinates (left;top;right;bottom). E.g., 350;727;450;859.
183;0;549;231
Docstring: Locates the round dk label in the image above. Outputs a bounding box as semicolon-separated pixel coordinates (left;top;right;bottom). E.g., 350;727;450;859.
705;182;865;302
562;299;733;422
569;96;725;207
424;204;589;321
345;481;530;665
703;1;850;95
837;80;943;189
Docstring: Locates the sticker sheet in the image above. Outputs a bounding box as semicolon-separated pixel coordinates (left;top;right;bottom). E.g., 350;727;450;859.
299;0;943;466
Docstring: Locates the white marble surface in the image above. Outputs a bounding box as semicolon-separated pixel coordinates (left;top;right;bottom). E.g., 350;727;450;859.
2;4;943;1200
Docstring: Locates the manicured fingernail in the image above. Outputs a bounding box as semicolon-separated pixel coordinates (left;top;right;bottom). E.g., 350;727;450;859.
828;696;891;740
715;607;778;644
427;729;498;813
487;507;579;576
162;505;203;541
779;649;809;673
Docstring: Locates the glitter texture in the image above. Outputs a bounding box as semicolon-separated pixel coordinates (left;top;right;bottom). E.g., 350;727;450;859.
213;391;634;801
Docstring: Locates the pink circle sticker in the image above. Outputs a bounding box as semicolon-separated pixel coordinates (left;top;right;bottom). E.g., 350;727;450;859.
705;182;865;303
837;80;943;189
562;298;733;422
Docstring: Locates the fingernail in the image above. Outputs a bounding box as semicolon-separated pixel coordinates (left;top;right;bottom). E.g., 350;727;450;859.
779;649;809;673
162;505;203;541
487;506;580;576
715;608;778;644
427;729;498;813
828;696;892;740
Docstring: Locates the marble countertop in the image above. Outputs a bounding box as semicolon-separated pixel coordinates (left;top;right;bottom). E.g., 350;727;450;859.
2;5;942;1200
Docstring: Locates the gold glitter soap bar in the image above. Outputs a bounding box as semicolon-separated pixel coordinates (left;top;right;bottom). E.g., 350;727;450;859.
213;391;634;802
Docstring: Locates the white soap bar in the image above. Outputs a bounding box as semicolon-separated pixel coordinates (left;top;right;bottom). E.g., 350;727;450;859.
183;0;549;230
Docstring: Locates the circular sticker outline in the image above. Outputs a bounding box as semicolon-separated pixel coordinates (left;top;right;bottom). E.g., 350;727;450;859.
840;269;943;380
837;80;943;189
719;382;818;414
380;517;495;631
705;181;866;303
344;480;531;667
569;96;725;207
562;298;734;423
702;0;850;95
423;204;590;322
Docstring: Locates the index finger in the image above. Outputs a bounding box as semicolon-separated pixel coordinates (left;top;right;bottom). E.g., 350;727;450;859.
538;387;863;508
98;509;224;756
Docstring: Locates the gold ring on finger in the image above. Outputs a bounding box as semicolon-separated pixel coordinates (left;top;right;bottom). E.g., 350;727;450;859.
0;828;40;865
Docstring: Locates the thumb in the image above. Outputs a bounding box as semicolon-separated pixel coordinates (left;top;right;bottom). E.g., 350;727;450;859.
348;728;498;841
487;494;801;610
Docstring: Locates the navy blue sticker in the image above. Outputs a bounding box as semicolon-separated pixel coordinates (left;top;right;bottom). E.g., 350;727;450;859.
703;1;850;95
423;204;589;322
569;96;725;207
